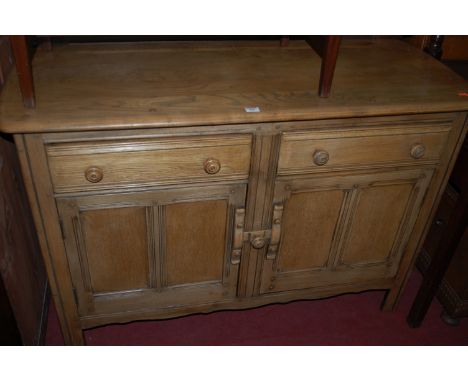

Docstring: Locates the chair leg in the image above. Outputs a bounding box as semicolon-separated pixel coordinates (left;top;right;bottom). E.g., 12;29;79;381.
280;36;290;47
10;35;35;108
318;36;341;98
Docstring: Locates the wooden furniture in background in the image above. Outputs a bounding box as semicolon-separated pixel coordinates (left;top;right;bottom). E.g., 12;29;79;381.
0;134;49;345
425;36;445;60
409;137;468;327
281;35;341;97
0;39;466;345
9;36;35;108
0;37;13;86
0;36;48;345
406;41;468;328
405;35;468;61
307;36;341;97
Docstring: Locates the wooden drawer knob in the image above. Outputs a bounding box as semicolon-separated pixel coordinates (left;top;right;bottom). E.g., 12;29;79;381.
410;143;426;159
313;150;329;166
85;166;104;183
251;237;267;249
204;158;221;174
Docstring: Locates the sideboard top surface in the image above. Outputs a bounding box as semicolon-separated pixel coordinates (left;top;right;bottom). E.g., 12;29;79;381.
1;38;467;134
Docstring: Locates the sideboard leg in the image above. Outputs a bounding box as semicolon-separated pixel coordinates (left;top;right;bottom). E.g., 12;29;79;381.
14;134;86;345
66;326;86;345
381;288;400;312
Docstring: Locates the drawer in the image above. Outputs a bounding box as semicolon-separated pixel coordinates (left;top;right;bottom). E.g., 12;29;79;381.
46;134;252;193
278;125;450;175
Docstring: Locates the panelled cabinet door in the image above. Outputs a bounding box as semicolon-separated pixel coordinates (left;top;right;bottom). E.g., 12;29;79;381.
259;168;434;294
56;184;246;318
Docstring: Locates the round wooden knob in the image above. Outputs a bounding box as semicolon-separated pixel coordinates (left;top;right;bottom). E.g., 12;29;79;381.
410;143;426;159
251;237;267;249
204;158;221;174
85;166;104;183
313;150;330;166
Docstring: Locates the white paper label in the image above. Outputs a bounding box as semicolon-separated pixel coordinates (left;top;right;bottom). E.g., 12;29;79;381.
244;106;261;113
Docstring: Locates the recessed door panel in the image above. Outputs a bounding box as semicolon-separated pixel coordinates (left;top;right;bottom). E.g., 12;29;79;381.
165;200;227;286
278;190;344;272
80;206;150;293
57;184;246;317
340;183;413;265
260;168;433;294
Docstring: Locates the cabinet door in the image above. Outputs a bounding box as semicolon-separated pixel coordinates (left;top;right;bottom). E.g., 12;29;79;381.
259;168;434;294
56;184;246;317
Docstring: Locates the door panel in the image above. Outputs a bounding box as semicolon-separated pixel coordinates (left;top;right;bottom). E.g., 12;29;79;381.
165;200;227;286
340;183;413;265
278;190;344;272
79;206;150;294
57;184;246;317
260;168;433;294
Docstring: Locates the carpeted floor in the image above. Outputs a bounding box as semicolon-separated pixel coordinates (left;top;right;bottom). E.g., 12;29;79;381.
45;269;468;345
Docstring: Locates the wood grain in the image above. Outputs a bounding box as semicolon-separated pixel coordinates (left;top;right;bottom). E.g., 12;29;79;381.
79;207;149;293
17;134;85;345
3;39;466;343
278;190;344;271
1;39;467;134
278;125;450;175
46;134;252;192
341;183;414;265
260;167;434;295
165;200;227;286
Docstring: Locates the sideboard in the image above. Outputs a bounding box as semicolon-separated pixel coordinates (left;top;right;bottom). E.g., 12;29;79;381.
0;38;466;345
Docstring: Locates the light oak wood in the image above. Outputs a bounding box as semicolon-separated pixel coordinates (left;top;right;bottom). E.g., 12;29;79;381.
79;278;395;329
46;134;252;193
56;183;246;318
78;206;150;293
278;190;344;271
165;200;227;286
341;183;415;265
260;168;434;295
1;39;466;344
278;124;450;175
0;40;467;134
16;134;85;345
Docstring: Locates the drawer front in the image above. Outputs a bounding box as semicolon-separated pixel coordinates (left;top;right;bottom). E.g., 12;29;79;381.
278;125;450;175
46;134;252;193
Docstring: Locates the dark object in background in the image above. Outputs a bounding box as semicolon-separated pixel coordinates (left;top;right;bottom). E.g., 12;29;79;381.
408;47;468;327
0;133;49;345
0;276;22;345
410;136;468;327
424;35;445;60
0;36;48;345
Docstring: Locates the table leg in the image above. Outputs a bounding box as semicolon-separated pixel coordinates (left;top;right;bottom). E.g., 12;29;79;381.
10;35;35;108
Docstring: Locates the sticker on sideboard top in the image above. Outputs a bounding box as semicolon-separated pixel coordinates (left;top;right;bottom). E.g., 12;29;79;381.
244;107;261;112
